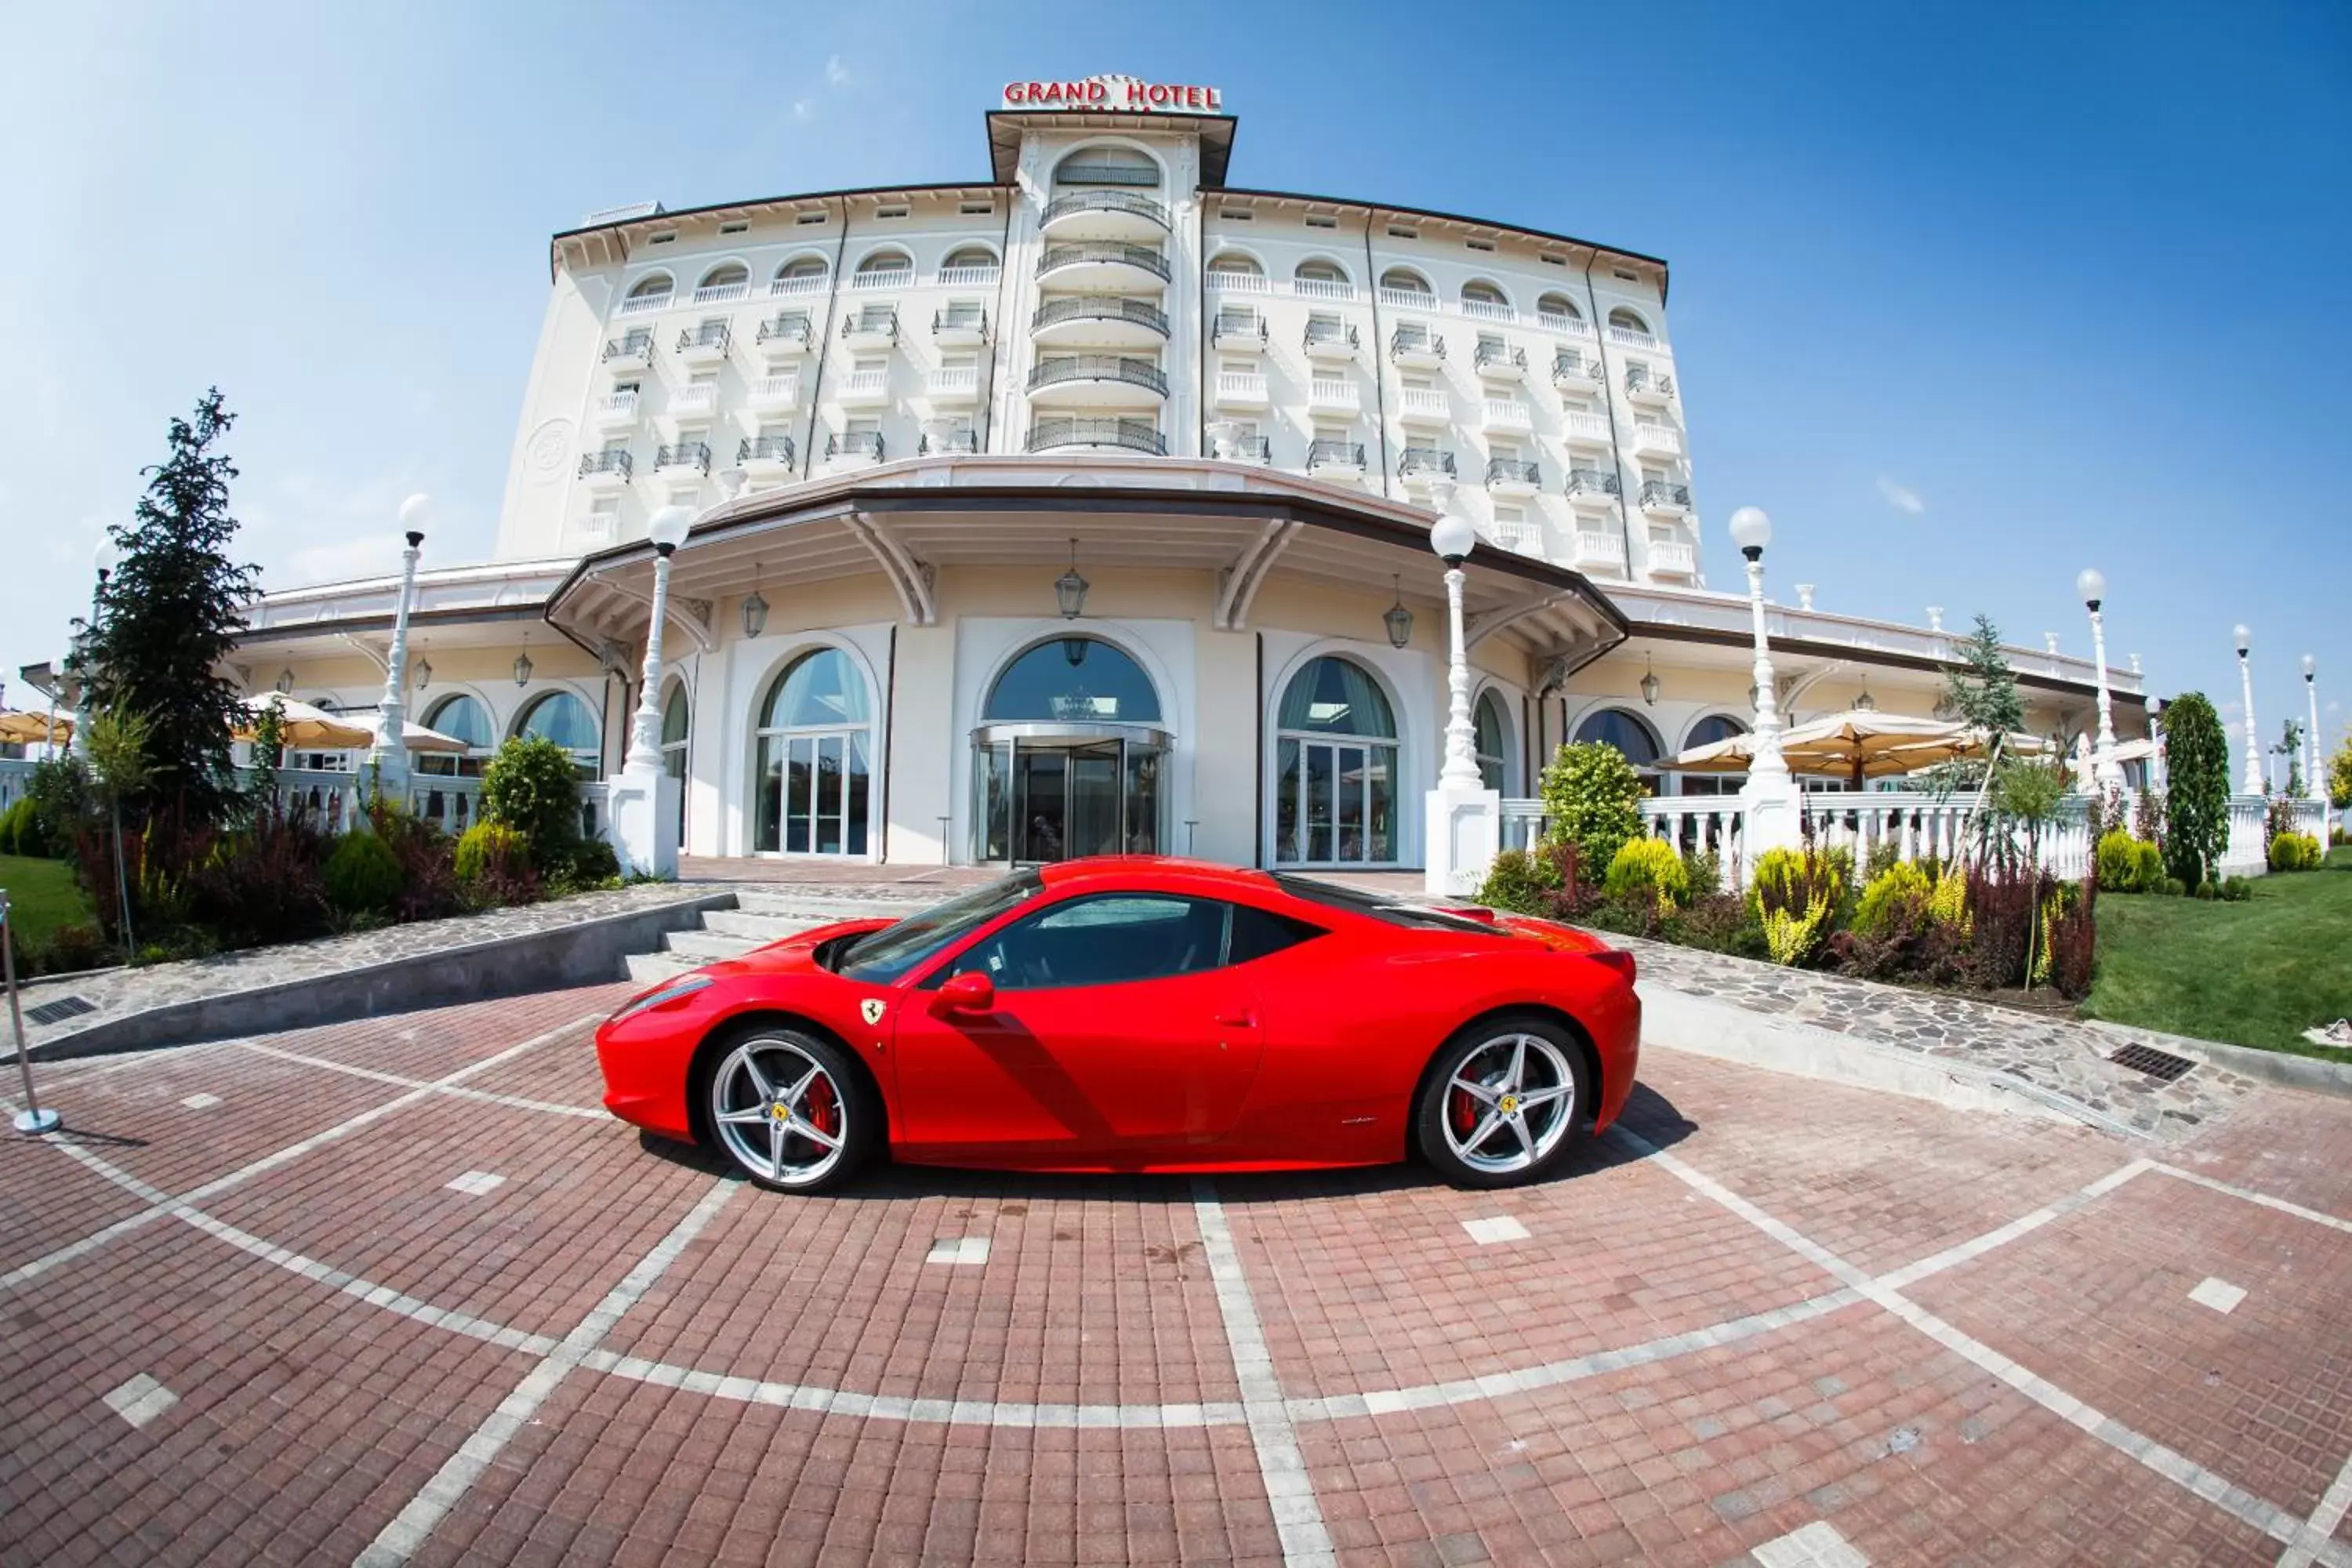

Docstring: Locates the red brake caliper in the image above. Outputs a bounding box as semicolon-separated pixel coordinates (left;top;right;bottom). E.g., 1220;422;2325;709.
1449;1083;1479;1137
806;1075;840;1141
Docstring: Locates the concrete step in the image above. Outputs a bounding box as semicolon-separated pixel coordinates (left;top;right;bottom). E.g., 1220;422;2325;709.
663;928;766;961
731;887;930;920
624;950;702;985
700;909;833;942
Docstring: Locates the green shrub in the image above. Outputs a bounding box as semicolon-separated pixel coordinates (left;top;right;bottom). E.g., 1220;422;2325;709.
1680;848;1722;901
1751;848;1847;967
322;831;402;916
2219;876;2253;902
481;735;585;866
1928;864;1969;929
2267;831;2322;873
1475;848;1559;914
1602;837;1690;914
2156;876;2187;897
1862;840;1901;882
1537;741;1646;875
0;797;48;857
547;837;622;894
2095;829;2143;892
1855;862;1933;938
33;922;108;976
455;822;532;884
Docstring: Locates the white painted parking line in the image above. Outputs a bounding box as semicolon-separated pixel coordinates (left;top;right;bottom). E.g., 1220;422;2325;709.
102;1374;178;1430
238;1041;606;1118
1461;1215;1530;1244
924;1236;989;1265
445;1171;506;1197
2282;1443;2352;1567
180;1093;222;1110
1752;1519;1869;1567
2190;1276;2247;1314
2154;1162;2352;1236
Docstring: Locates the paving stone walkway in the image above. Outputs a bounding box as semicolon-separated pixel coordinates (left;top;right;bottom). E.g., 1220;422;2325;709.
5;985;2350;1566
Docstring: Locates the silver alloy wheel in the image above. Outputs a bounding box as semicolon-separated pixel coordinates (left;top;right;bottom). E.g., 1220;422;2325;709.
1440;1031;1577;1176
710;1037;848;1188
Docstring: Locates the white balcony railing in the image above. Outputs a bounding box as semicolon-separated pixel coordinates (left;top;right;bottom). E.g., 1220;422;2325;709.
850;268;910;291
1397;387;1449;421
1308;378;1359;411
1461;298;1517;324
694;281;750;304
1646;539;1697;575
1563;411;1612;444
1207;270;1272;294
1291;277;1359;302
1571;530;1626;569
748;374;799;408
1609;325;1662;350
1633;423;1684;458
669;383;717;416
593;390;639;425
1538;314;1593;339
927;366;980;399
1215;371;1269;404
617;291;673;316
841;367;890;399
1379;287;1439;312
1483;397;1531;431
935;265;1000;288
769;274;827;296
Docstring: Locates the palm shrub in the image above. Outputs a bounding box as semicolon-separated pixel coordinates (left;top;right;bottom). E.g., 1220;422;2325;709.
481;735;584;868
1602;837;1690;915
323;831;402;916
1537;741;1646;875
2161;692;2230;888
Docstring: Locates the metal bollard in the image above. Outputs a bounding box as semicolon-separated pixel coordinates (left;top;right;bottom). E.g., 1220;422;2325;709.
2;889;62;1134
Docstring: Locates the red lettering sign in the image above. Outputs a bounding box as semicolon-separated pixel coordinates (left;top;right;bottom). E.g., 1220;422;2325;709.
1004;77;1225;113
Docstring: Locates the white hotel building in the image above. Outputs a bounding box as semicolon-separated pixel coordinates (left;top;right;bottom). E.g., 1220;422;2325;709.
212;78;2147;876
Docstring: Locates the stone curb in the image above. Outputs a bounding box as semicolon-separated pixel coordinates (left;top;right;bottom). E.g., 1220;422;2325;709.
18;891;739;1064
2080;1018;2352;1099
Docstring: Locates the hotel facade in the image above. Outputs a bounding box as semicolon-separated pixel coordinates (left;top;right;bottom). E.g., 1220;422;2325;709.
154;79;2158;878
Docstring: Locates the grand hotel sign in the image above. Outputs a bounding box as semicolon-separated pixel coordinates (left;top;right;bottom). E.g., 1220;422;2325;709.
1001;74;1225;113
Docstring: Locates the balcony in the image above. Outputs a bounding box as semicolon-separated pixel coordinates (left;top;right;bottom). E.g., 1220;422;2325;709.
935;264;1000;289
1027;354;1168;408
1397;448;1456;493
1036;242;1171;289
1609;324;1663;350
1377;287;1439;314
1025;417;1167;457
694;279;750;306
1624;368;1675;407
1040;188;1171;241
1306;438;1367;481
1397;387;1450;426
1211;310;1269;354
1481;397;1532;434
746;373;800;412
1214;434;1272;464
1488;517;1533;554
1205;268;1273;295
1632;423;1683;459
655;441;712;477
1552;352;1602;392
1571;530;1627;572
1290;276;1359;303
666;383;718;419
1214;371;1268;410
1462;298;1518;325
1646;539;1697;577
768;272;828;299
676;322;731;366
841;307;898;350
931;306;989;347
617;288;673;317
1537;311;1593;340
1562;409;1612;447
1639;478;1692;516
738;435;796;476
926;366;981;405
602;332;655;376
577;450;633;489
1566;468;1622;510
1307;376;1359;414
838;366;891;408
1390;326;1446;368
1486;457;1541;497
1303;321;1359;362
1031;295;1171;347
849;264;912;292
592;390;640;429
755;313;814;357
919;428;980;456
1474;343;1528;383
826;430;886;468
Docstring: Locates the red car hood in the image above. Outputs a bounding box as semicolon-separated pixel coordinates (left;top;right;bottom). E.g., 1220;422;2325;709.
713;915;898;977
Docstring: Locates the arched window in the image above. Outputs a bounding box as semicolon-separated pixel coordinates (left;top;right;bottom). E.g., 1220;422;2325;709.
1475;690;1511;793
773;255;829;288
942;245;999;272
1293;258;1350;284
855;249;913;278
1207;251;1264;278
661;684;691;845
755;648;873;855
1676;714;1748;797
1537;292;1580;324
1573;706;1661;795
515;691;600;775
1274;657;1397;866
1380;267;1434;299
1607;306;1651;335
624;272;674;307
985;637;1161;724
419;694;493;779
1461;279;1509;310
1055;145;1160;188
696;261;750;296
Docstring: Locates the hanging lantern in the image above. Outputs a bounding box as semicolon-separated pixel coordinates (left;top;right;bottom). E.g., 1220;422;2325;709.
274;669;295;695
513;648;534;688
412;656;432;691
1639;652;1661;707
1853;684;1877;713
743;561;769;638
1054;539;1088;620
1383;575;1414;649
1062;637;1091;667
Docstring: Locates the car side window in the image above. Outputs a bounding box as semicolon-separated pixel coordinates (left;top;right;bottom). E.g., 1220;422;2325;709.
945;894;1230;991
1226;903;1326;966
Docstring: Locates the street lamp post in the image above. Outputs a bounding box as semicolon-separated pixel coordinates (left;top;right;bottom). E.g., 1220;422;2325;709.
371;495;430;799
623;506;694;774
1431;512;1482;792
2076;568;2125;793
1421;482;1498;896
609;506;694;880
2234;625;2263;796
2302;655;2320;799
71;539;115;759
1729;508;1787;789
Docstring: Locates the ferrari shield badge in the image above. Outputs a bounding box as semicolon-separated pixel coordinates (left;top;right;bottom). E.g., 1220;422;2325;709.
860;998;887;1026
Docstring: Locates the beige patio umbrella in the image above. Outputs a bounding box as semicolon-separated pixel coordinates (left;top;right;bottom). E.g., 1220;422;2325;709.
234;696;373;750
0;710;71;746
354;713;470;754
1675;710;2043;789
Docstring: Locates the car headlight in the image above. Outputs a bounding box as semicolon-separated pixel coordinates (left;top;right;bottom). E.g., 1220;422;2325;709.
608;973;714;1025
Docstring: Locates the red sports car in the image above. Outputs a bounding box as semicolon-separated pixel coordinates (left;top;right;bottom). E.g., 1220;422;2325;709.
595;857;1639;1192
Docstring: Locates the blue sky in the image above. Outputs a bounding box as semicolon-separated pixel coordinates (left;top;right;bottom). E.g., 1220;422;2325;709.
3;2;2346;765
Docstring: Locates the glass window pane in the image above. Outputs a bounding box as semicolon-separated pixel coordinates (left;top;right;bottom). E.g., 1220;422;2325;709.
815;735;844;854
977;742;1010;862
953;895;1227;989
1307;746;1334;862
1278;658;1396;738
785;737;812;853
1336;746;1366;862
846;732;870;856
754;735;783;852
1275;739;1301;864
764;648;869;729
519;692;598;757
984;638;1161;724
661;684;690;746
1572;708;1661;767
423;695;491;750
1366;745;1395;861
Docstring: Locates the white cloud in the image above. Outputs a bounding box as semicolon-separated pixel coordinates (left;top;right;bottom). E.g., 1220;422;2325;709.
825;54;850;88
793;98;814;121
1875;477;1925;515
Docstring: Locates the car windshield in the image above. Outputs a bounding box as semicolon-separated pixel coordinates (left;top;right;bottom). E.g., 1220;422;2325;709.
835;871;1043;984
1272;873;1501;935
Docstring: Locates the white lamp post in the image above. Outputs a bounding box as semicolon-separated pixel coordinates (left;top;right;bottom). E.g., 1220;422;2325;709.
1728;506;1787;789
2302;654;2320;799
371;495;430;795
622;506;694;774
2234;624;2263;795
2076;568;2125;792
1431;511;1482;790
1421;481;1498;896
71;539;116;758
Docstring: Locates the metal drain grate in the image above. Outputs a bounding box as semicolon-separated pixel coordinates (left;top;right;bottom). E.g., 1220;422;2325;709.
24;995;96;1027
2108;1043;2197;1083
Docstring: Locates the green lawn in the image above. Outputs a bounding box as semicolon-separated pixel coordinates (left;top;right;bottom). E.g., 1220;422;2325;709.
0;853;94;956
2082;848;2352;1058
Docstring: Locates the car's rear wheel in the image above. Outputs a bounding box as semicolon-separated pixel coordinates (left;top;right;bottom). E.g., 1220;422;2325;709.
1414;1016;1588;1189
706;1029;877;1193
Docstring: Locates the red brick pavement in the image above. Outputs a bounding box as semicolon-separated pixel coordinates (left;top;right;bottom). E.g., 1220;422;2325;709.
2;983;2350;1567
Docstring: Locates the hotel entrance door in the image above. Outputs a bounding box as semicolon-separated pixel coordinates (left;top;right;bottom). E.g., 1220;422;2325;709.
975;724;1167;863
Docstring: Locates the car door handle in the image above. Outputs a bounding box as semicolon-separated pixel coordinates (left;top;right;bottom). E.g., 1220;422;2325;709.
1214;1012;1257;1029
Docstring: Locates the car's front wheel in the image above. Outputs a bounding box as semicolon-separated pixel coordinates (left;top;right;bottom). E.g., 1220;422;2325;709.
706;1029;877;1193
1414;1015;1589;1189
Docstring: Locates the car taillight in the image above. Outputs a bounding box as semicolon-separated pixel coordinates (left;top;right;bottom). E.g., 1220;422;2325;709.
1586;949;1636;985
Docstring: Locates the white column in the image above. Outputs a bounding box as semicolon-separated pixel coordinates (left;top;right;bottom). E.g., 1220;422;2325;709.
2085;604;2124;791
371;506;428;799
2235;626;2264;795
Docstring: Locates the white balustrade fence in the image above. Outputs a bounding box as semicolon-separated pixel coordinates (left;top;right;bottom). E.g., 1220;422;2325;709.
0;756;34;813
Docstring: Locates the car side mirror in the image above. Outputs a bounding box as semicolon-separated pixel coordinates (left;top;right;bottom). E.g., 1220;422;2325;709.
932;969;995;1017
